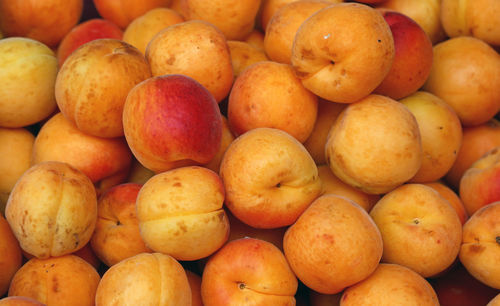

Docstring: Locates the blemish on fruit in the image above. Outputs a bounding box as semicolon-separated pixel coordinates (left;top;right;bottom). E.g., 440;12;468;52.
469;244;485;253
496;236;500;245
412;218;420;225
238;282;246;290
377;39;381;43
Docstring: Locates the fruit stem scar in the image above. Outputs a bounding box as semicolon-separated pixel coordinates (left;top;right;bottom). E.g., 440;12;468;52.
496;236;500;245
238;282;246;290
412;218;420;225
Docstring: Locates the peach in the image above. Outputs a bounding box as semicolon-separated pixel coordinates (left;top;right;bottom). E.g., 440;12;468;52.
181;0;261;40
136;166;229;261
32;113;133;196
220;128;322;229
459;202;500;289
93;0;171;29
445;119;500;189
283;194;383;294
8;255;100;306
0;128;34;213
0;296;45;306
291;3;394;103
400;91;463;183
263;0;332;65
123;7;184;55
90;183;152;267
202;115;235;173
146;20;233;103
441;0;500;47
227;61;318;143
318;165;380;212
0;215;22;297
5;161;97;259
423;36;500;127
340;263;439;305
55;38;152;138
424;181;468;225
95;252;191;305
303;98;346;165
258;0;343;31
186;270;203;306
57;18;123;67
123;74;223;173
226;40;268;78
0;0;83;47
369;184;463;278
325;94;422;194
376;0;447;44
373;10;433;100
0;38;58;128
201;238;298;305
459;147;500;216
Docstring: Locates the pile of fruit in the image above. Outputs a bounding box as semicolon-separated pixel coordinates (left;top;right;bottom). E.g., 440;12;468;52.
1;0;499;305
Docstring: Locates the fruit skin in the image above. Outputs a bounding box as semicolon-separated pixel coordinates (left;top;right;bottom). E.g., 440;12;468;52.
263;0;332;65
219;127;322;229
201;237;298;306
31;112;133;197
283;194;383;294
441;0;500;47
181;0;261;40
227;60;318;143
424;181;468;225
369;184;463;278
57;18;123;67
146;20;234;103
55;38;152;138
376;0;447;44
90;183;152;267
374;10;433;100
445;119;500;190
0;0;83;47
5;161;97;259
459;147;500;216
8;255;101;306
325;94;422;195
423;36;500;127
291;2;395;103
0;37;58;128
123;74;223;173
93;0;171;29
0;128;34;214
400;91;463;184
459;202;500;290
340;263;440;306
0;296;46;306
136;166;229;261
122;7;184;55
0;215;22;297
95;252;192;306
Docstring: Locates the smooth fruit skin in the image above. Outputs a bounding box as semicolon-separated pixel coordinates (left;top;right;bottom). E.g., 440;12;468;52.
201;238;298;306
123;74;223;173
291;3;395;103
